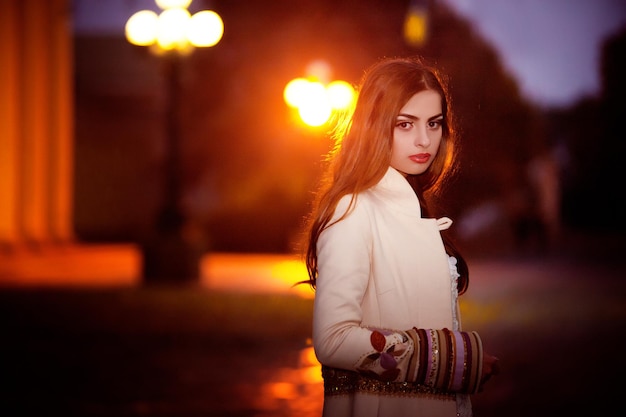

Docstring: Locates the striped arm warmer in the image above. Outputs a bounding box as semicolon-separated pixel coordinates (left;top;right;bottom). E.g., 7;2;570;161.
405;327;483;394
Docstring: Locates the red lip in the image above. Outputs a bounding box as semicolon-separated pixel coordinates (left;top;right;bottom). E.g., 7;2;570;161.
409;153;431;163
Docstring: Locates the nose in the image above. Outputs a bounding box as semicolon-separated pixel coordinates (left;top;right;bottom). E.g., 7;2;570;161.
413;124;431;147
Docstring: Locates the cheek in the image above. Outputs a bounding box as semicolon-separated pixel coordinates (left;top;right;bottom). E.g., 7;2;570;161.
390;131;403;152
431;136;446;162
390;142;400;161
391;135;409;159
430;129;443;142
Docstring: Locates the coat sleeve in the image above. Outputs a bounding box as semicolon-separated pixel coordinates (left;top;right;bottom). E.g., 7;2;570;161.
312;196;380;369
312;197;484;394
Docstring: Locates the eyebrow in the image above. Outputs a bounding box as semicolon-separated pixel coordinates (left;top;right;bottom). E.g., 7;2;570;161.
397;113;443;121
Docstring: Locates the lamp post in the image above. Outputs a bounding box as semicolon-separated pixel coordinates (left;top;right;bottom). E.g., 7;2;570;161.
125;0;223;283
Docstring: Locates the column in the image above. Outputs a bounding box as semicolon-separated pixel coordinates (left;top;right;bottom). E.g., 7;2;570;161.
0;0;74;246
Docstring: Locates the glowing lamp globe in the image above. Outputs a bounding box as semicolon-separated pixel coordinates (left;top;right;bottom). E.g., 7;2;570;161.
125;10;159;46
188;10;224;47
156;0;192;9
283;78;311;108
156;8;191;50
326;80;355;110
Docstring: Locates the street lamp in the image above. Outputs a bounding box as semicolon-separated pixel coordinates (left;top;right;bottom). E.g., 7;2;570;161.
284;61;356;128
125;0;224;283
126;2;223;52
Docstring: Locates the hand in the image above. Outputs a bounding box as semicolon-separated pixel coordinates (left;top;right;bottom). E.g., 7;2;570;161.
479;353;499;391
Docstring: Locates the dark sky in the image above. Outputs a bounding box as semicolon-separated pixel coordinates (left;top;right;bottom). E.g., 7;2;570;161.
444;0;626;107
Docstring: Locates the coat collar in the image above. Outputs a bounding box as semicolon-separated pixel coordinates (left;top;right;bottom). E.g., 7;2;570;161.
369;167;423;218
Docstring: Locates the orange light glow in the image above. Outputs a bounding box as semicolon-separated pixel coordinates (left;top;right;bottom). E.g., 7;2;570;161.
0;244;142;287
284;74;355;128
271;259;313;298
283;78;310;108
300;364;324;384
267;382;297;399
306;59;333;83
404;6;428;47
299;346;319;367
298;81;332;127
253;345;323;413
200;253;315;298
326;80;355;110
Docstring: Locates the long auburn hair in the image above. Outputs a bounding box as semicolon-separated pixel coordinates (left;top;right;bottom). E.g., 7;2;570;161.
303;56;469;294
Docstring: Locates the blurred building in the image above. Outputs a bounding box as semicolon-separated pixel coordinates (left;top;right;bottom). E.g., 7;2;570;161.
0;0;140;286
1;0;73;246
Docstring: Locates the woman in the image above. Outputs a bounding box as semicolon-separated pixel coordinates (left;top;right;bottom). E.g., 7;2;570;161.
303;56;499;416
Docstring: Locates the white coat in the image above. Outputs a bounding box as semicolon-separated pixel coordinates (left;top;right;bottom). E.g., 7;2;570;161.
313;166;475;417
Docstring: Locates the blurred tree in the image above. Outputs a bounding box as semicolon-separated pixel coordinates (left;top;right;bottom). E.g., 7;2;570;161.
548;27;626;233
598;27;626;232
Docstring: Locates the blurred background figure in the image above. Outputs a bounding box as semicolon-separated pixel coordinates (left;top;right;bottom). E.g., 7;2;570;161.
526;146;563;250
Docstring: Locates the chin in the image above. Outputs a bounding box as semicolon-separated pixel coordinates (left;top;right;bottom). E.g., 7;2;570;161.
405;168;428;176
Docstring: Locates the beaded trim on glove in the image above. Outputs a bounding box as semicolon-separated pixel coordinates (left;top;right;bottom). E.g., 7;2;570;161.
322;366;456;401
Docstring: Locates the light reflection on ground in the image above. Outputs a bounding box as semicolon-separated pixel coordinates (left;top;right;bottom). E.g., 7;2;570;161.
241;345;323;416
202;254;323;414
201;253;315;299
0;249;314;297
0;244;142;286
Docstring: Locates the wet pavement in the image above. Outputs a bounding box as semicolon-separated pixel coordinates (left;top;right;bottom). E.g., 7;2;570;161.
1;239;625;416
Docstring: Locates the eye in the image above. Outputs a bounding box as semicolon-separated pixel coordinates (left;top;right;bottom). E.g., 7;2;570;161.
428;119;443;129
396;120;413;130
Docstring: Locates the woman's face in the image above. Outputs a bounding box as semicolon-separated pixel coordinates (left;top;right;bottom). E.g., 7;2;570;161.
390;89;443;176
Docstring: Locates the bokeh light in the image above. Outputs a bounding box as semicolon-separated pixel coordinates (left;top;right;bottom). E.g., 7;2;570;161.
305;59;333;83
156;0;192;9
156;7;191;50
283;75;355;128
404;5;428;47
297;81;331;127
125;3;223;52
125;10;159;46
326;80;355;110
188;10;224;47
283;78;311;108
